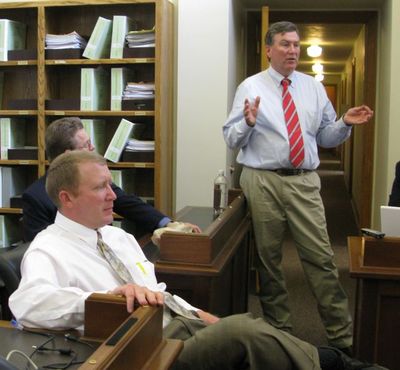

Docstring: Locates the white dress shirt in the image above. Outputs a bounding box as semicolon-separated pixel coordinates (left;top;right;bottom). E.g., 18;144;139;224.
9;212;192;330
223;67;352;170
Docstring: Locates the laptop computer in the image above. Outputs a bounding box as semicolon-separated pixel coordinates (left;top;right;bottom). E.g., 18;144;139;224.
380;205;400;237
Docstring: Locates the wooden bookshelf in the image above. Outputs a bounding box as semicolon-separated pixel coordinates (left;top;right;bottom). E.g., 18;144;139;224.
0;0;174;241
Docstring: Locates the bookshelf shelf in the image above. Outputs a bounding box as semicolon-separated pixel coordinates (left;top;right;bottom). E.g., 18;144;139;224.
0;160;38;166
0;0;173;243
108;162;155;169
0;61;37;66
0;111;37;116
46;110;155;117
45;58;155;65
0;208;22;214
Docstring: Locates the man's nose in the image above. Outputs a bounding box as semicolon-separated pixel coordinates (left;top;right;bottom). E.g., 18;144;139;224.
107;184;117;200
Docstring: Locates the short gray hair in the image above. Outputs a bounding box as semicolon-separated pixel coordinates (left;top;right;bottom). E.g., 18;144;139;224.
265;21;299;46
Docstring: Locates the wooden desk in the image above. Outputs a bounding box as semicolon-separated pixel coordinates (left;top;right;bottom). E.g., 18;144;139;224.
0;298;182;370
149;194;252;317
0;320;97;369
348;236;400;370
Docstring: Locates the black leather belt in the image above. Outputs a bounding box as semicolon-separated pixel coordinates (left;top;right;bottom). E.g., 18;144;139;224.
269;168;313;176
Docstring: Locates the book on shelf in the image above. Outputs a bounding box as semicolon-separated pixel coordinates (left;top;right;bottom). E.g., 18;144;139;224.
110;15;137;59
0;118;26;159
0;214;20;248
0;72;3;109
0;166;26;207
110;169;136;194
81;119;106;155
0;19;26;61
111;67;135;111
83;16;112;59
80;67;109;110
104;118;135;163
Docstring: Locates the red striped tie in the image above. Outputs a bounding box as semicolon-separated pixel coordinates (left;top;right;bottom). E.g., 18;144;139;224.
281;78;304;168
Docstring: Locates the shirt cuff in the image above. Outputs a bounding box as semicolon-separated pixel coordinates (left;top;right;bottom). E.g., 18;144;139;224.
340;115;352;128
158;217;172;228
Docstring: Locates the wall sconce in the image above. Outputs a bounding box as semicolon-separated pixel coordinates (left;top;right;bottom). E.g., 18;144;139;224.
307;44;322;58
312;62;324;74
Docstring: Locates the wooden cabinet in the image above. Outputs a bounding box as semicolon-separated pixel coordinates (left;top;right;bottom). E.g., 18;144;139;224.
348;236;400;370
143;194;252;317
0;0;173;240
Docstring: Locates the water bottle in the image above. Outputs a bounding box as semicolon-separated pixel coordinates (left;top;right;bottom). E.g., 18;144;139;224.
213;169;228;217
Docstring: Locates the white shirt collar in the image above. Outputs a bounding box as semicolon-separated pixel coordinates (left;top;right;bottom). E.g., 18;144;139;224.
267;66;297;88
54;211;100;248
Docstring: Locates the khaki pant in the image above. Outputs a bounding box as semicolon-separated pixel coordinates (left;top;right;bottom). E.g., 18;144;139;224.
240;167;352;348
164;313;320;370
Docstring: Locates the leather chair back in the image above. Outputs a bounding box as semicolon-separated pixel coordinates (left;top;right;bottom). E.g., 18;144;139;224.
0;242;30;297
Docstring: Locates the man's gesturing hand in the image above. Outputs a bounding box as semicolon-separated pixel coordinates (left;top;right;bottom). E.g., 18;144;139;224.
244;96;260;127
110;284;164;313
343;105;374;125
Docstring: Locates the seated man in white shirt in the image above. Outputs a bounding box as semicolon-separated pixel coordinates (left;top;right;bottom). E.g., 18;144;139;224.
9;151;385;370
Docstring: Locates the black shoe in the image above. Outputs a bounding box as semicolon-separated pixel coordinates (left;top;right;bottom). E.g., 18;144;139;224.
338;346;353;357
318;346;390;370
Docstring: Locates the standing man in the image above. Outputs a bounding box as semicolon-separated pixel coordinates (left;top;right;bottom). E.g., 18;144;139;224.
22;117;199;242
223;21;373;353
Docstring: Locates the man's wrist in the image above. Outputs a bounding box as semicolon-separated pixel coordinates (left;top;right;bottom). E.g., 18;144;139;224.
342;114;351;127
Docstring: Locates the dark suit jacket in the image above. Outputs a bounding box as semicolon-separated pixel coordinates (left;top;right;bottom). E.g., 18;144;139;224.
22;175;168;241
389;161;400;206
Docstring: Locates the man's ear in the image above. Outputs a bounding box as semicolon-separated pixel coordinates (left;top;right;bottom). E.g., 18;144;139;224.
59;190;75;209
265;45;271;61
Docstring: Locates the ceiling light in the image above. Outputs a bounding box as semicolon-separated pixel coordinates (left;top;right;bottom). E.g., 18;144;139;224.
315;73;324;82
312;62;324;74
307;44;322;58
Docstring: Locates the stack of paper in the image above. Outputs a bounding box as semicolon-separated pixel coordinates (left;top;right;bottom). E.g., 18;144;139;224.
125;27;155;48
45;31;87;49
123;82;154;100
125;138;154;152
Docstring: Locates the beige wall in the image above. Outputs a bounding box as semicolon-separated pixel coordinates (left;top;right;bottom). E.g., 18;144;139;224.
174;0;245;211
372;0;400;228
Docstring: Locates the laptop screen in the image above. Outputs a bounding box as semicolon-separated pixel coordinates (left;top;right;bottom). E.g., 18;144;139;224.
380;205;400;237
